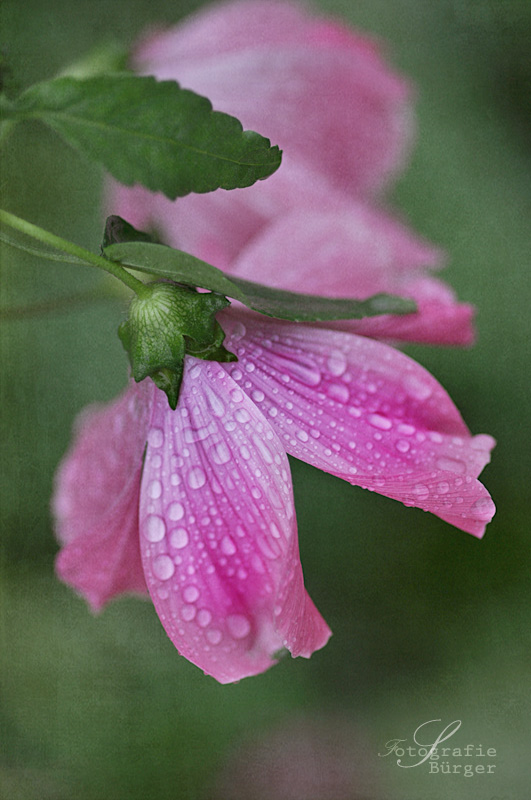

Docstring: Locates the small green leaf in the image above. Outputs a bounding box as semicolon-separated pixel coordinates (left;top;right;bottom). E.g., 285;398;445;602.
104;240;417;322
7;75;282;197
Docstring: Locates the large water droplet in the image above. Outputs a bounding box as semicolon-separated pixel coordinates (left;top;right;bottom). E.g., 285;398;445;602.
187;467;206;489
170;527;189;550
211;441;231;465
326;349;347;377
153;554;175;581
143;515;166;543
221;535;237;555
181;604;196;622
395;439;410;453
235;408;251;424
327;383;350;404
168;502;184;522
368;413;393;431
414;483;430;497
436;456;466;474
206;629;222;645
227;614;251;639
147;479;162;500
148;428;164;448
403;374;432;401
471;496;496;521
197;609;212;628
182;585;200;603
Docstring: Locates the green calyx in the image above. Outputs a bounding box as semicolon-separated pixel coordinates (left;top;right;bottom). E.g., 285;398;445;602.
118;281;237;409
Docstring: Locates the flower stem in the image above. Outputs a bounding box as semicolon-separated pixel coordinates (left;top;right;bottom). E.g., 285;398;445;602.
0;208;149;297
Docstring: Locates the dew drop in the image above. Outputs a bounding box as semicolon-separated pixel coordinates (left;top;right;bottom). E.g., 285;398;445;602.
395;439;410;454
239;445;251;460
227;614;251;639
147;479;162;500
197;609;212;628
251;389;265;402
327;349;347;377
182;585;200;603
437;481;450;495
206;629;222;645
471;496;496;520
170;527;189;550
397;423;416;436
221;535;237;556
168;502;184;522
436;456;466;474
153;554;175;581
327;383;350;404
187;467;206;489
368;413;392;430
404;374;432;400
143;515;166;543
235;408;251;424
414;483;430;497
296;429;309;443
148;428;164;448
231;388;244;403
181;604;196;622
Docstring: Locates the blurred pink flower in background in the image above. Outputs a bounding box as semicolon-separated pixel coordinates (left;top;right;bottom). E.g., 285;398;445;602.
108;0;474;346
54;0;495;682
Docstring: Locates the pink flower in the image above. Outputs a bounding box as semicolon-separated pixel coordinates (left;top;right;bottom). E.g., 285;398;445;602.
108;0;474;346
54;309;495;683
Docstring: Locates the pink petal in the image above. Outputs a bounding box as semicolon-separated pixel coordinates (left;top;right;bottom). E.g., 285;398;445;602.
134;0;413;196
228;206;473;346
221;312;495;537
53;383;151;610
139;358;331;683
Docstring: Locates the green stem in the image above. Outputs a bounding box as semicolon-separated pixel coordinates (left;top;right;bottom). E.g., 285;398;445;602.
0;208;149;297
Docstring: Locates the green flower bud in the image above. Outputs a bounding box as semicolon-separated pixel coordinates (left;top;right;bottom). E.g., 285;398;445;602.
119;281;237;409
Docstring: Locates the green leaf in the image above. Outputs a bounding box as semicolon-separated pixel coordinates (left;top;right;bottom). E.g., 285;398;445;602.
104;240;417;322
6;75;282;197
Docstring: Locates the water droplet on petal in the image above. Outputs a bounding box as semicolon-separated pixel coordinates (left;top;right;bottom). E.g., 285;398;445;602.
368;413;393;430
168;502;184;522
414;484;430;498
404;374;432;400
221;535;237;555
227;614;251;639
143;515;166;542
235;408;251;424
471;496;496;520
436;456;466;474
206;629;222;645
153;554;175;581
326;349;347;377
327;383;350;404
148;428;164;448
437;481;450;495
181;604;196;622
239;445;251;460
183;585;200;603
187;467;206;489
197;609;212;628
397;423;416;436
170;527;189;549
147;479;162;500
395;439;410;453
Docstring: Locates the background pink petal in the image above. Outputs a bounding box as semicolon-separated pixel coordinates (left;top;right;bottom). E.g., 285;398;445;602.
53;383;152;610
139;358;331;683
221;312;495;536
228;206;473;346
134;0;413;196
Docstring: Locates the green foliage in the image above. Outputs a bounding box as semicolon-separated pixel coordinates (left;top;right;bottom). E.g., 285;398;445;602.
3;74;282;197
105;239;417;322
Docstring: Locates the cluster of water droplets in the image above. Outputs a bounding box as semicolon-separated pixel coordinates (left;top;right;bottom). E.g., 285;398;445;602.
222;318;495;534
139;358;303;679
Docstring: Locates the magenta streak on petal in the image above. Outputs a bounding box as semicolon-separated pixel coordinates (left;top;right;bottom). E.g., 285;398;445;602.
221;311;495;537
53;383;152;610
139;358;331;683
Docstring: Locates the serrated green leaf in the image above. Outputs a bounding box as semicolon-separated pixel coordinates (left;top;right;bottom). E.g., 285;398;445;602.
104;240;417;322
7;75;282;197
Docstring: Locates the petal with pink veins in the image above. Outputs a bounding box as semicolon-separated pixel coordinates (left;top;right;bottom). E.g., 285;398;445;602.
53;382;152;610
139;358;331;683
221;312;495;537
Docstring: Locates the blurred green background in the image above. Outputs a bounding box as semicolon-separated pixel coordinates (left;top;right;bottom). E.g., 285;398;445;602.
1;0;530;798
